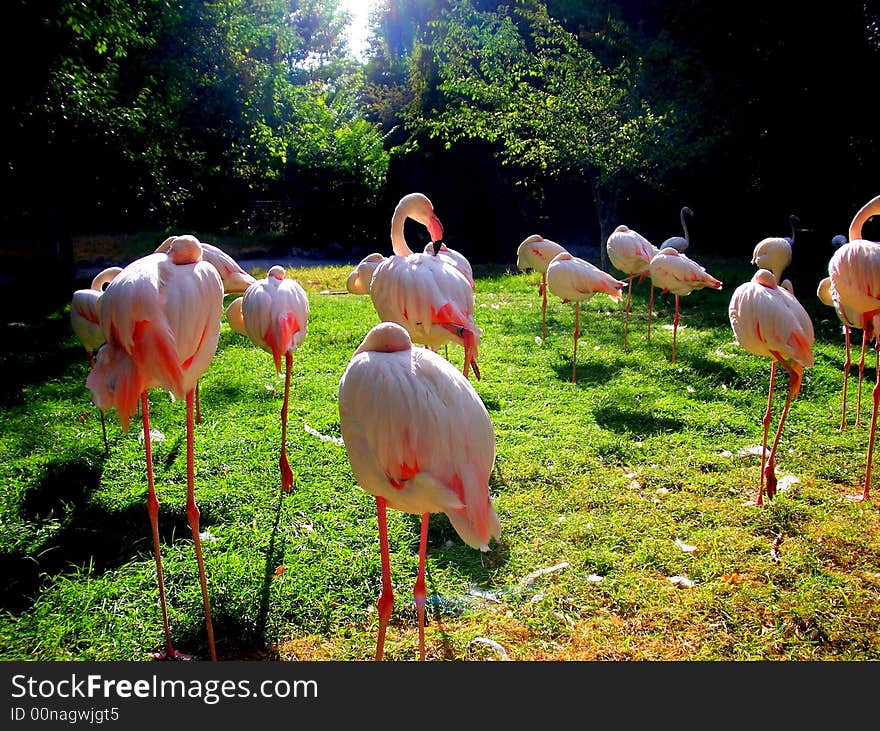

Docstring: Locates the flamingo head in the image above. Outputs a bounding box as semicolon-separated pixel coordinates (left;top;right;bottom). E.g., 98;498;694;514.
753;269;778;288
167;235;203;265
355;322;413;356
268;265;286;281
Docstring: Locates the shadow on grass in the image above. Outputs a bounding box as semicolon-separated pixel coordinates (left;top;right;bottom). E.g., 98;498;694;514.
0;455;191;615
594;405;684;437
551;359;618;387
0;316;84;407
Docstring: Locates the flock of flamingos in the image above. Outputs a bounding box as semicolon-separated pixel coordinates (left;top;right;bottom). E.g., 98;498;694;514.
67;191;880;661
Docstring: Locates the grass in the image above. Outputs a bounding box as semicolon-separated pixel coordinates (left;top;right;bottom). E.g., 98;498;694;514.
1;251;879;661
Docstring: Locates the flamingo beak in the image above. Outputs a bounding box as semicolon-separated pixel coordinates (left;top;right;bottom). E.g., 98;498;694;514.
427;215;444;246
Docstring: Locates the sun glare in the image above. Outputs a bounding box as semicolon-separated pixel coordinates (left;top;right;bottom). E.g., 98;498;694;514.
339;0;377;61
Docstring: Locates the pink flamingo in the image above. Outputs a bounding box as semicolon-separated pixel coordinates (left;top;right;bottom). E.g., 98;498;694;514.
225;266;309;493
70;266;123;451
346;253;386;295
606;225;659;351
370;193;481;380
338;322;501;661
546;251;626;383
647;247;723;363
729;269;814;506
829;202;880;502
86;234;224;660
156;237;255;423
516;234;567;341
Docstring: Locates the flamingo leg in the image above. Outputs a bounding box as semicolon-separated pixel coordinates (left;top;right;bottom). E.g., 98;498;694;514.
841;325;851;431
763;365;799;502
413;512;430;661
572;301;580;384
757;361;777;507
184;389;217;661
857;328;868;427
647;284;654;343
540;272;548;341
623;274;634;352
375;497;394;661
195;381;201;426
142;392;187;660
672;294;680;363
854;338;880;502
279;351;294;493
88;353;109;453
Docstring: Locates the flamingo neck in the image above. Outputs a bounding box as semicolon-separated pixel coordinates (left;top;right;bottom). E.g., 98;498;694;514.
390;207;414;256
681;209;690;244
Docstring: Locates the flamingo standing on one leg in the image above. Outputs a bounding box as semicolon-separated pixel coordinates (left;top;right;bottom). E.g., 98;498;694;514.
644;205;694;342
648;247;723;363
225;266;309;493
338;322;501;661
155;237;255;424
346;253;386;295
70;266;123;451
86;234;224;660
729;269;814;505
829;205;880;502
516;235;567;341
546;251;626;383
606;225;658;351
370;193;481;380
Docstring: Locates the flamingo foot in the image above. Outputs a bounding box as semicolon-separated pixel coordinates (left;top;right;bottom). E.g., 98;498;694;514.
763;460;777;501
846;493;868;502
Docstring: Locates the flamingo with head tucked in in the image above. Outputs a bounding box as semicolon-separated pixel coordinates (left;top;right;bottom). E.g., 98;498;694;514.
546;251;626;383
87;234;224;661
729;269;814;506
338;322;500;661
346;253;386;295
70;266;123;451
369;193;481;380
606;225;659;351
648;247;722;363
225;265;309;493
516;234;567;341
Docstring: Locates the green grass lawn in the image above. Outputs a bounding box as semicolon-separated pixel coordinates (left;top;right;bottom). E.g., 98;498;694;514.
1;255;879;661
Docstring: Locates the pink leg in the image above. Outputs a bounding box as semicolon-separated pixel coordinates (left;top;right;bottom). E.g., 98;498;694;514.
184;389;217;661
540;273;548;341
672;294;680;363
853;339;880;502
572;302;580;383
195;381;201;426
756;362;777;507
857;329;868;426
375;497;394;661
841;325;851;431
413;513;430;661
142;393;188;660
647;284;654;343
623;274;633;352
279;351;294;493
763;369;799;501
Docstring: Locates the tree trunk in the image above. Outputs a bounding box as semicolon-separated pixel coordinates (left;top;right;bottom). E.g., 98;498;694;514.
590;177;619;272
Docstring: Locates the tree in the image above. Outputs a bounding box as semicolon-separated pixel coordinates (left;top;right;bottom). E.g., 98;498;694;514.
413;0;713;268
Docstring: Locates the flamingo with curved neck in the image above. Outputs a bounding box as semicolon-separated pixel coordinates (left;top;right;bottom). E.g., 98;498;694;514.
370;193;481;380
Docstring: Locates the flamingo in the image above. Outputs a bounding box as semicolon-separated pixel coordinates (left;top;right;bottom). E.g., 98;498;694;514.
338;322;501;661
370;193;481;380
225;265;309;493
546;251;626;383
515;234;568;341
661;206;694;253
729;269;814;506
70;266;123;451
829;220;880;502
156;237;255;424
648;247;723;363
606;225;659;351
818;237;862;430
751;233;793;284
86;234;224;660
346;253;386;295
424;241;474;289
